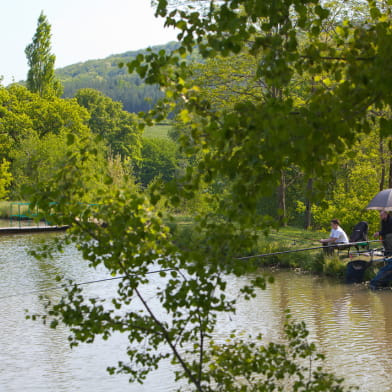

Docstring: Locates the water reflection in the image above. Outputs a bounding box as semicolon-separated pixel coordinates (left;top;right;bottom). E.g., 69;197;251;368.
0;233;391;391
224;271;392;391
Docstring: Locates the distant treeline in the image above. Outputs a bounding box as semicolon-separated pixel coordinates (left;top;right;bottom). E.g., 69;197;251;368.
56;42;181;113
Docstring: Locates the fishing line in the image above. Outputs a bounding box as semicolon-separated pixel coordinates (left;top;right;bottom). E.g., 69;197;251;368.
0;268;174;300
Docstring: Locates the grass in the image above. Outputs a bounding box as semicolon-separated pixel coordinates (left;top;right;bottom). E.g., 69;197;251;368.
321;254;347;279
143;122;172;139
254;227;325;272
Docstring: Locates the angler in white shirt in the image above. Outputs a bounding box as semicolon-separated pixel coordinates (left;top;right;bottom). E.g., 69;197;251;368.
319;218;349;254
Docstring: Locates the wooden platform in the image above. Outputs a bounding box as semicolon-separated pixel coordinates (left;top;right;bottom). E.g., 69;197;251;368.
0;225;69;235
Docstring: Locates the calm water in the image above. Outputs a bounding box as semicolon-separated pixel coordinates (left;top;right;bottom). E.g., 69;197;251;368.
1;232;391;391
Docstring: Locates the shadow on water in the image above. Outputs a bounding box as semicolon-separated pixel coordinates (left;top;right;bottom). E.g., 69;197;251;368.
0;233;391;391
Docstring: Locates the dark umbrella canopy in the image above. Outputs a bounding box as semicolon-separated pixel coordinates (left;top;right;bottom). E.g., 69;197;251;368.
366;189;392;211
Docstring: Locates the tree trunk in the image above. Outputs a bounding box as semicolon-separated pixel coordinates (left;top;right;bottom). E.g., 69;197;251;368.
380;137;385;191
304;178;313;230
278;170;287;226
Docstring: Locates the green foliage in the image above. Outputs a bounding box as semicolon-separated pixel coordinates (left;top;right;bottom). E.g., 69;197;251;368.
321;255;347;279
0;82;142;201
191;53;263;111
0;84;96;198
25;12;62;97
75;88;142;160
0;158;12;199
130;0;392;385
0;85;34;148
11;130;106;199
137;137;179;186
106;154;138;190
0;201;32;219
0;84;90;140
145;0;392;229
311;129;382;233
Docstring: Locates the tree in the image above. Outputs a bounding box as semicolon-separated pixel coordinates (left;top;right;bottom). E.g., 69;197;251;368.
11;130;107;200
25;0;392;390
137;137;179;186
0;84;91;142
0;159;12;199
0;84;95;198
190;50;311;226
25;12;62;97
75;88;142;161
0;85;34;145
310;127;383;232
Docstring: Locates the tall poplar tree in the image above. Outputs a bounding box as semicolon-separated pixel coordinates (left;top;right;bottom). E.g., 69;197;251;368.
25;11;62;97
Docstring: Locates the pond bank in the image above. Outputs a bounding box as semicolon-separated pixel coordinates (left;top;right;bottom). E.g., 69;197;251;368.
170;219;382;283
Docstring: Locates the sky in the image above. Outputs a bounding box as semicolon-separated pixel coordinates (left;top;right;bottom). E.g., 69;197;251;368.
1;0;178;85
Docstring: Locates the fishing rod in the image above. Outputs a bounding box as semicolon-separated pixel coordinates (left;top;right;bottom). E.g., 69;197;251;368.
236;240;382;260
366;256;392;263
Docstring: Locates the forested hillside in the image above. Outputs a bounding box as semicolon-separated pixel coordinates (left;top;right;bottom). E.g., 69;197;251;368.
56;42;179;113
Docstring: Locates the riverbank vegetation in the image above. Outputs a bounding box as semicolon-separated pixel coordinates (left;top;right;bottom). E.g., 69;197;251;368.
5;1;392;390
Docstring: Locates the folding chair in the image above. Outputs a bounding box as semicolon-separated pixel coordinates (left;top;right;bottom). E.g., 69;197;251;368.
340;221;369;257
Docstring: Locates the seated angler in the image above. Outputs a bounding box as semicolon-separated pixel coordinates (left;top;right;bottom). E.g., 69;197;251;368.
319;219;349;255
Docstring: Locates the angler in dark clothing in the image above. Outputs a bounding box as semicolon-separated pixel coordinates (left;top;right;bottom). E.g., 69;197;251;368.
374;210;392;256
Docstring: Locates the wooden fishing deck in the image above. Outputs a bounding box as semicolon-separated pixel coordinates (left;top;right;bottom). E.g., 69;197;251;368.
0;225;69;235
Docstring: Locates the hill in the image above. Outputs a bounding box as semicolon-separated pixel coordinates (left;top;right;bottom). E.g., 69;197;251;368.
56;42;180;113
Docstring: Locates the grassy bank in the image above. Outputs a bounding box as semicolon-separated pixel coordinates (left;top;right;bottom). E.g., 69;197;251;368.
169;218;378;282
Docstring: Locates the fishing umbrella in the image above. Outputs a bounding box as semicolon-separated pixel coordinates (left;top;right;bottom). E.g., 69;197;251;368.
366;189;392;211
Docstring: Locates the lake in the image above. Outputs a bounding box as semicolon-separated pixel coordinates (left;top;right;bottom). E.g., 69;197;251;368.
0;232;391;391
